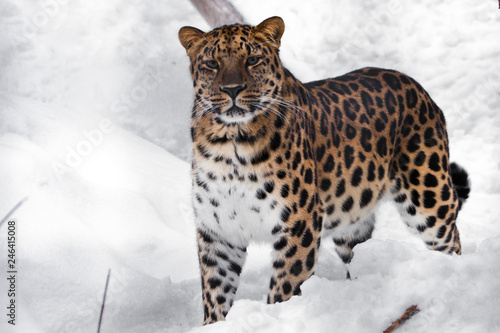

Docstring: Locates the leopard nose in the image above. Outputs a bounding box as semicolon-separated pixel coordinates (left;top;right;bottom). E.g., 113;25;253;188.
220;85;247;100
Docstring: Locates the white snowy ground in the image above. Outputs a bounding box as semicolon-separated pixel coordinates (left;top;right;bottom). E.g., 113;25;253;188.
0;0;499;332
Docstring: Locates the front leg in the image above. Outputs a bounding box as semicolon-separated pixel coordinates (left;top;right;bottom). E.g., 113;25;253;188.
268;207;322;303
197;227;248;325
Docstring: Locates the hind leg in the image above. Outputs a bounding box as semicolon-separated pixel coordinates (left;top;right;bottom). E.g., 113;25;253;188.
332;213;376;278
391;165;462;254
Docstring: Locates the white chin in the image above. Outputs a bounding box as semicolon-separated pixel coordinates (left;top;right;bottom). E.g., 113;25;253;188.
219;112;254;124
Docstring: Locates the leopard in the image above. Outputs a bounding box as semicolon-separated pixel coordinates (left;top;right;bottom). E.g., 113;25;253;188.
178;16;471;325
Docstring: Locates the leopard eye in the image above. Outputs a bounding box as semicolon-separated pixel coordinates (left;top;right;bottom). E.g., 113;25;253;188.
246;56;260;66
204;60;219;69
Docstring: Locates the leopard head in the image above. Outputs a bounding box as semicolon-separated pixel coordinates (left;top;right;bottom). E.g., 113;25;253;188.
179;17;286;125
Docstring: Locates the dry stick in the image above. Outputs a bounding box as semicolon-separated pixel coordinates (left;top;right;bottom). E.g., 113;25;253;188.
383;305;420;333
189;0;245;28
0;196;29;228
97;269;112;333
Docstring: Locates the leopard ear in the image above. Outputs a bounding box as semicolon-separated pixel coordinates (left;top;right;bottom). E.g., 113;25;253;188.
178;26;206;55
253;16;285;48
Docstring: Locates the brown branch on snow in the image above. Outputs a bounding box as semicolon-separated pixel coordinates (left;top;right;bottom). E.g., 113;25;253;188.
383;304;420;333
189;0;245;28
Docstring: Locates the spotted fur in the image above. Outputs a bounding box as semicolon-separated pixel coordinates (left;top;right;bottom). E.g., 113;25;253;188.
178;16;471;325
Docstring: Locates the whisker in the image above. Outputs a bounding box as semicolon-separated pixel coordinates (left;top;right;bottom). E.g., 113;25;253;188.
260;95;311;121
270;95;311;116
249;101;290;127
191;100;214;128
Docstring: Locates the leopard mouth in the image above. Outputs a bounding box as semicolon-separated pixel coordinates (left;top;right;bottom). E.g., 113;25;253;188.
218;105;254;124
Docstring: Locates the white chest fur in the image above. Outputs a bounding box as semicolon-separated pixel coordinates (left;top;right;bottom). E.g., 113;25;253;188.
192;158;284;247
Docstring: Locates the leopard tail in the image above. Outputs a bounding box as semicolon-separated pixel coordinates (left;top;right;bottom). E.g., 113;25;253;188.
449;162;471;211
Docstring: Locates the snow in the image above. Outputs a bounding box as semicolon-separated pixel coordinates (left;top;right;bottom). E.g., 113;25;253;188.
0;0;499;332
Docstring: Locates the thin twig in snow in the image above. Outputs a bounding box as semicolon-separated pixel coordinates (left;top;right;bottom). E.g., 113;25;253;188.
0;196;28;228
383;304;420;333
97;269;111;333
